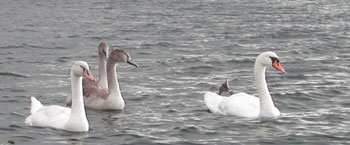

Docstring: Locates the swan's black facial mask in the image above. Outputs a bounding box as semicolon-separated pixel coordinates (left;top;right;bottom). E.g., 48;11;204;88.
102;49;107;58
80;66;95;80
270;57;285;73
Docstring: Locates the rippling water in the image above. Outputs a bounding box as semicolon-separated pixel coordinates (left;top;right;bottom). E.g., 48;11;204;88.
1;0;350;144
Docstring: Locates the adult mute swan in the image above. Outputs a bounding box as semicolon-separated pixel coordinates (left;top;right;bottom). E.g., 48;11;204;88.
25;61;94;132
81;49;137;110
204;51;285;118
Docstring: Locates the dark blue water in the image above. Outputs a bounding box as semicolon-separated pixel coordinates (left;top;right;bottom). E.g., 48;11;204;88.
1;0;349;144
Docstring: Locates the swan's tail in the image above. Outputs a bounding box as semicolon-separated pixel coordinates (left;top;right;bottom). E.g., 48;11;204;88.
30;96;43;114
204;92;223;114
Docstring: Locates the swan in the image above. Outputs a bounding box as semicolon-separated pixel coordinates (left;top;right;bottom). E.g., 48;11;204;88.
25;61;94;132
81;49;137;110
204;51;285;118
94;42;109;90
66;42;108;106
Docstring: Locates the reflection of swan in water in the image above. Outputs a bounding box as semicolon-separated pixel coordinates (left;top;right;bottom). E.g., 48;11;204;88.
204;51;285;118
96;110;125;131
65;132;89;145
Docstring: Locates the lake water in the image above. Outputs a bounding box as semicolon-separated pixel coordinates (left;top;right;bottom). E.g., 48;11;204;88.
0;0;350;144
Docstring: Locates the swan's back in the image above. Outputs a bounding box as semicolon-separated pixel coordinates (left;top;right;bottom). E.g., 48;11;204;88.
25;97;71;129
81;78;110;109
29;106;70;129
83;78;109;99
204;92;260;118
218;92;260;117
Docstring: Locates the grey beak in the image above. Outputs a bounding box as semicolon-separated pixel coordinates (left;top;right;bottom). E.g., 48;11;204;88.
127;60;138;67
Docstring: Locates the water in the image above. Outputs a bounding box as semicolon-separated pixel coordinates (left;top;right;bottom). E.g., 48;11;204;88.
1;0;350;144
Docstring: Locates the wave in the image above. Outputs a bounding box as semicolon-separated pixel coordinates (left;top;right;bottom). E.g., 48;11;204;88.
0;72;28;78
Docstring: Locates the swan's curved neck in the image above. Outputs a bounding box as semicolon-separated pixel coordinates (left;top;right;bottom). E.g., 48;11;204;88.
254;62;276;116
65;72;88;130
98;56;108;89
106;59;124;109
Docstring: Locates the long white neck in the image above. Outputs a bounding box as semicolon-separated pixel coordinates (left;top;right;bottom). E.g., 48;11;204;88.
106;59;124;110
254;62;277;117
64;72;89;132
98;56;108;90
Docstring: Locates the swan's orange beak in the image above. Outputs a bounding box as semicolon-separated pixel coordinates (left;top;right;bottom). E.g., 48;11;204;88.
83;70;95;81
272;60;285;73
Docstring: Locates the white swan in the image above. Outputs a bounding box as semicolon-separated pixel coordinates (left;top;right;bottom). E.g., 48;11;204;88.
66;42;109;106
204;51;285;118
82;49;137;110
25;61;94;132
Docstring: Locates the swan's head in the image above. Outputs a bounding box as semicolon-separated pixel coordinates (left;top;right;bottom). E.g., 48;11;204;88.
98;42;109;61
108;49;138;67
257;51;285;73
72;61;95;80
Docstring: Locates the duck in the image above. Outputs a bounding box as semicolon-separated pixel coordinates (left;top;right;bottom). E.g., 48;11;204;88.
218;79;234;96
25;61;94;132
204;51;285;118
80;49;137;110
66;42;109;106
